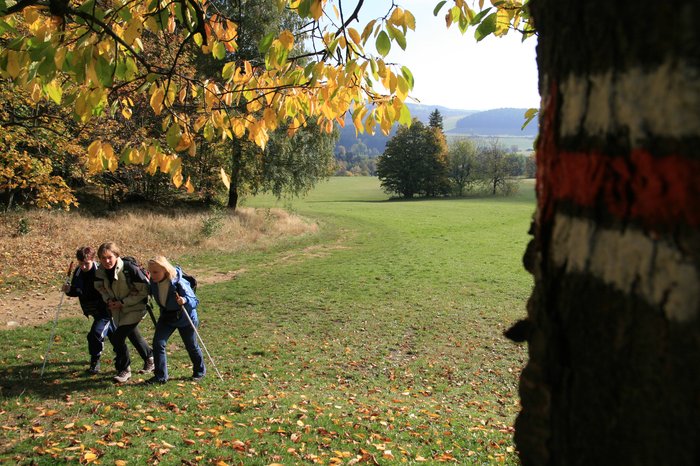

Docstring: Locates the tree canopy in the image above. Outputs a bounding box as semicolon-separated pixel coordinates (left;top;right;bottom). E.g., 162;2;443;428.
376;119;449;198
0;0;532;207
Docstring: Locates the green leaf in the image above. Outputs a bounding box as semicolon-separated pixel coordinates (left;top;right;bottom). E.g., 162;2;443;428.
470;7;493;26
222;61;235;80
95;56;113;87
259;31;275;54
212;41;226;60
297;0;311;18
166;123;181;149
458;11;470;33
400;66;414;89
375;31;391;57
44;81;63;105
399;104;412;126
386;24;406;50
0;19;15;35
433;1;447;16
474;12;497;41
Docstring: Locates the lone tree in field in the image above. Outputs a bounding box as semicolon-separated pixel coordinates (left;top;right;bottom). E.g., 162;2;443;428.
476;138;515;195
447;138;477;196
376;119;449;198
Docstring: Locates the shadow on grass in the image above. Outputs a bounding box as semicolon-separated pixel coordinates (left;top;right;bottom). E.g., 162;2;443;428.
0;360;116;399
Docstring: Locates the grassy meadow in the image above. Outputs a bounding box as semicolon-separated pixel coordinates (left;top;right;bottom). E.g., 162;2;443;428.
1;177;535;465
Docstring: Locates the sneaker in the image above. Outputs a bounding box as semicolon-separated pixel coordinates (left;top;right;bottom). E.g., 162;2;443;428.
192;374;205;382
139;357;155;374
144;376;167;385
86;359;100;375
113;368;132;383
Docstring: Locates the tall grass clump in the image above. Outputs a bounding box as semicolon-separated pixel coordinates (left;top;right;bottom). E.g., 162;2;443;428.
0;207;317;293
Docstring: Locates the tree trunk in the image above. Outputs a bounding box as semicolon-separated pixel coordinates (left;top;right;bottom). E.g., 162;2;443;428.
516;1;700;464
227;140;241;210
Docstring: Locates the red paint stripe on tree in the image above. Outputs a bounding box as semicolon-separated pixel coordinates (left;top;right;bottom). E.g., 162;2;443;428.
537;83;700;227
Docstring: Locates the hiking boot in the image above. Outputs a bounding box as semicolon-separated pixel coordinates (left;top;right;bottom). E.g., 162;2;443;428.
139;357;155;374
113;368;132;383
144;376;167;385
86;358;100;375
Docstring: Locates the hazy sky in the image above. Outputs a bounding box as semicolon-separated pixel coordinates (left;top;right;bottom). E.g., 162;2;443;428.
350;1;541;111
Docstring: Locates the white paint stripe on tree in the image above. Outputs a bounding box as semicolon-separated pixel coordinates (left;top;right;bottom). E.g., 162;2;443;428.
551;213;699;322
558;62;700;143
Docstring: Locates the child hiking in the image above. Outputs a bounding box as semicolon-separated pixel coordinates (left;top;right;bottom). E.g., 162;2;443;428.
63;246;154;375
145;256;205;384
94;242;153;383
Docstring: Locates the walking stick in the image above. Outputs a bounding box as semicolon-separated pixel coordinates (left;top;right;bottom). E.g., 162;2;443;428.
40;261;73;378
180;304;224;381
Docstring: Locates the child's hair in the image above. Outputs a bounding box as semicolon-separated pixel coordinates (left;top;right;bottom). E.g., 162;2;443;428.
97;242;121;259
148;256;177;281
76;246;96;261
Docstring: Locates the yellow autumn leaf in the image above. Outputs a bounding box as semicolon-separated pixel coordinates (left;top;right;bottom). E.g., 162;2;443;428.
279;30;294;50
7;51;20;78
232;119;246;138
82;451;98;463
175;132;193;152
220;168;230;189
115;460;127;466
102;143;114;161
87;140;102;159
310;0;323;20
184;177;194;194
347;27;361;45
150;86;165;115
172;170;183;188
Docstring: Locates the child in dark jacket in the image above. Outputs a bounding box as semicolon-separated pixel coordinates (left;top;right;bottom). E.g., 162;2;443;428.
145;256;205;384
64;246;154;375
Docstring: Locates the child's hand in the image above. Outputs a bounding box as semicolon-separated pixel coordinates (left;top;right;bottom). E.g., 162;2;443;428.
175;293;185;306
108;299;122;311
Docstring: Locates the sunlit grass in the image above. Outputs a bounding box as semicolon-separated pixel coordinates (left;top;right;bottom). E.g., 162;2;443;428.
1;177;535;464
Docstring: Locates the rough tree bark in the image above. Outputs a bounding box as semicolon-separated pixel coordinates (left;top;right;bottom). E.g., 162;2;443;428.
516;1;700;464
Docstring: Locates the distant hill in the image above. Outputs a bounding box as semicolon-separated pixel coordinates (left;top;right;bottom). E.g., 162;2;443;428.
335;104;535;155
450;107;538;137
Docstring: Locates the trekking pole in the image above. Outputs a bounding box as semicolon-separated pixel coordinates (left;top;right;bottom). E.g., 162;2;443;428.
40;261;74;378
180;304;224;381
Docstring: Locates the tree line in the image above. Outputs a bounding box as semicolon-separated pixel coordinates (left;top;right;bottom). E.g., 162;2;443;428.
376;109;535;198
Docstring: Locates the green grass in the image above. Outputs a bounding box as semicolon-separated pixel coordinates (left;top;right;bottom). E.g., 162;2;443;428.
1;177;535;465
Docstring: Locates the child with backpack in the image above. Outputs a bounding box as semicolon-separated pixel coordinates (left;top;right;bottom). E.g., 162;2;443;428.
63;246;153;375
144;256;205;385
94;242;154;383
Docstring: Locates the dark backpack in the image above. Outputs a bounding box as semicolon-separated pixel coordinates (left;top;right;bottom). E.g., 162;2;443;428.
121;256;149;286
181;270;197;293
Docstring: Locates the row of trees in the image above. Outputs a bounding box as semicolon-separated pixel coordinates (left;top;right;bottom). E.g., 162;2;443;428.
376;110;532;198
334;142;379;176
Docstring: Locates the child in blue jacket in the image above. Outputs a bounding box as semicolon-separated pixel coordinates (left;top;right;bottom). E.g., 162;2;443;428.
145;256;205;384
